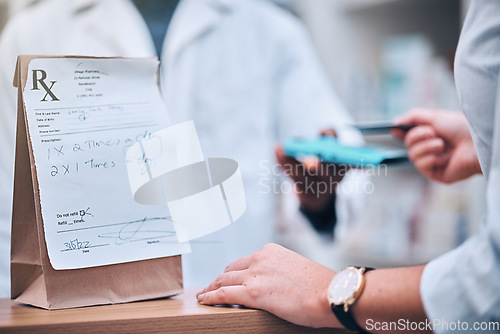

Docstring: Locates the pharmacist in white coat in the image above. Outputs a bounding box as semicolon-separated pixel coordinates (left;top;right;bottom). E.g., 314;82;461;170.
0;0;363;296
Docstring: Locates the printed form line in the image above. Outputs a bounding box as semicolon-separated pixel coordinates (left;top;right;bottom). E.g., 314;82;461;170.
68;121;155;131
34;102;149;111
57;217;173;233
40;123;157;137
60;243;109;252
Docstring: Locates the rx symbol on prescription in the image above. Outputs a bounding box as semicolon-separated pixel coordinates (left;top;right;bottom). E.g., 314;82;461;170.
31;69;60;102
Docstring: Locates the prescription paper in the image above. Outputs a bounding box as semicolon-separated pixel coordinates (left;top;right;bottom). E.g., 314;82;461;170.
23;57;191;270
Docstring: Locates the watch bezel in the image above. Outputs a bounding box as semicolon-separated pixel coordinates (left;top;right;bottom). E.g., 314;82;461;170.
327;266;366;310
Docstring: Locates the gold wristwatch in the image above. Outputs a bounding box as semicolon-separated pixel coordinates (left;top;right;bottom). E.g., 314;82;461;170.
327;266;374;331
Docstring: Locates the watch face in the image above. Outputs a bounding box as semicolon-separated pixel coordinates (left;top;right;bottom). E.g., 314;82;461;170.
328;268;361;305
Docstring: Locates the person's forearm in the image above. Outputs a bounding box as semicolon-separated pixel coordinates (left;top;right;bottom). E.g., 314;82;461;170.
351;265;430;334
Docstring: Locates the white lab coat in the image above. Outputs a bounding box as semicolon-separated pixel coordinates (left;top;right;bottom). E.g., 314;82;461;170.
0;0;363;296
420;1;500;330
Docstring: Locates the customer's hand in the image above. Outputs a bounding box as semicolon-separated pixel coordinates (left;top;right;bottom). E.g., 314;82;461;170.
197;243;339;328
393;109;481;184
275;129;348;216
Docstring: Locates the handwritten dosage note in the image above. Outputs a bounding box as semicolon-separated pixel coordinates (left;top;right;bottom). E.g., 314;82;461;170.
126;121;246;243
23;57;190;270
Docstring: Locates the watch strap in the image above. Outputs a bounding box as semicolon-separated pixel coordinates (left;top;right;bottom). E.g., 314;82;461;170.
331;267;374;332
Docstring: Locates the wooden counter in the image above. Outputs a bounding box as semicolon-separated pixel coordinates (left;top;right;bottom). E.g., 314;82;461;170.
0;288;353;333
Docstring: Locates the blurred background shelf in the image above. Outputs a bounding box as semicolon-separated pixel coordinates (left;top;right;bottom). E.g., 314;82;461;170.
344;0;471;17
344;0;462;65
293;0;470;118
344;0;401;10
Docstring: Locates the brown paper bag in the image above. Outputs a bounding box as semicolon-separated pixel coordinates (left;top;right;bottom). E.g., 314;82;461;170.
10;55;183;310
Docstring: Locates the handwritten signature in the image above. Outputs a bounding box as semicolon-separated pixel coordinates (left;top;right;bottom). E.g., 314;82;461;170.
97;217;175;245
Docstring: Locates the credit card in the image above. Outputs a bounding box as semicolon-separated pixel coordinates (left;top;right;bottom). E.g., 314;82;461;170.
352;121;414;134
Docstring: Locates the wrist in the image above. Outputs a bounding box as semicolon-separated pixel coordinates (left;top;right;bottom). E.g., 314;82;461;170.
468;150;482;176
350;266;428;333
350;269;375;332
299;194;337;236
314;272;341;328
327;267;374;331
462;136;482;177
299;191;336;213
